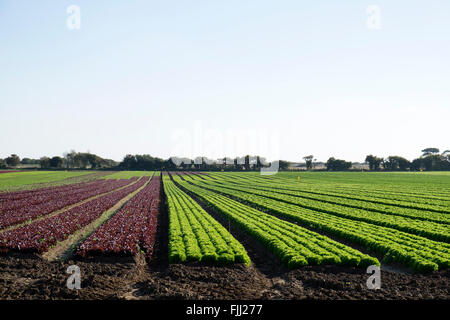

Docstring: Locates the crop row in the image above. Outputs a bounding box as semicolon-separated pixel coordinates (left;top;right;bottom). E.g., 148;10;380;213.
0;179;130;212
189;175;450;242
172;174;379;269
0;180;97;203
219;172;450;203
182;174;450;272
0;173;104;197
292;185;450;211
213;173;450;209
287;171;450;194
77;176;160;258
273;174;450;201
163;175;250;265
210;173;450;213
0;177;149;254
0;178;138;230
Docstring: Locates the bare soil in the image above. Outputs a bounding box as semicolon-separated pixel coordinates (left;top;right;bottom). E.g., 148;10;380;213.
0;252;448;300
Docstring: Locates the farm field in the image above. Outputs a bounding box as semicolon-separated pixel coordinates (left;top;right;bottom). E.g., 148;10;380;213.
0;171;111;191
102;171;155;179
0;170;448;300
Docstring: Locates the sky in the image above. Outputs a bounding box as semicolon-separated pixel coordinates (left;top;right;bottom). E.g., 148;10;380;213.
1;0;449;163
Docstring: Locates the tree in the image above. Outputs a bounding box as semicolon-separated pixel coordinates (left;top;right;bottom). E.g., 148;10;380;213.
279;160;290;170
103;159;119;168
121;154;137;170
256;156;268;169
21;158;32;165
410;158;423;171
365;155;383;171
325;157;352;171
408;147;450;171
422;155;438;171
244;155;252;171
396;157;410;171
382;156;410;171
86;153;105;169
74;153;92;169
411;154;450;171
365;155;375;170
50;156;63;168
63;150;77;169
0;159;6;169
421;148;440;157
40;157;51;169
303;155;314;170
5;154;20;167
20;158;39;165
119;154;165;171
61;151;115;169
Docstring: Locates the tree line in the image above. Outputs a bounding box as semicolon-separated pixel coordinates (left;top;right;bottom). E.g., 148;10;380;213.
0;151;118;170
119;154;290;171
298;148;449;171
364;148;450;171
1;147;448;171
0;152;288;171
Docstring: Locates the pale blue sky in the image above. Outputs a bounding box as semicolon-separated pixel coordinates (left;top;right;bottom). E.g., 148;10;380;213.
1;0;449;162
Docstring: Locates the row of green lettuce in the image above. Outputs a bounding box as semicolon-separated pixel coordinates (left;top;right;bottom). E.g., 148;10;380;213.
163;175;250;265
274;171;450;197
195;175;449;242
211;173;450;216
184;174;450;272
172;174;379;269
221;172;450;205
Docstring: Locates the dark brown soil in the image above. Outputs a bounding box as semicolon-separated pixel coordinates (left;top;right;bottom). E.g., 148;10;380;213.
0;253;448;300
